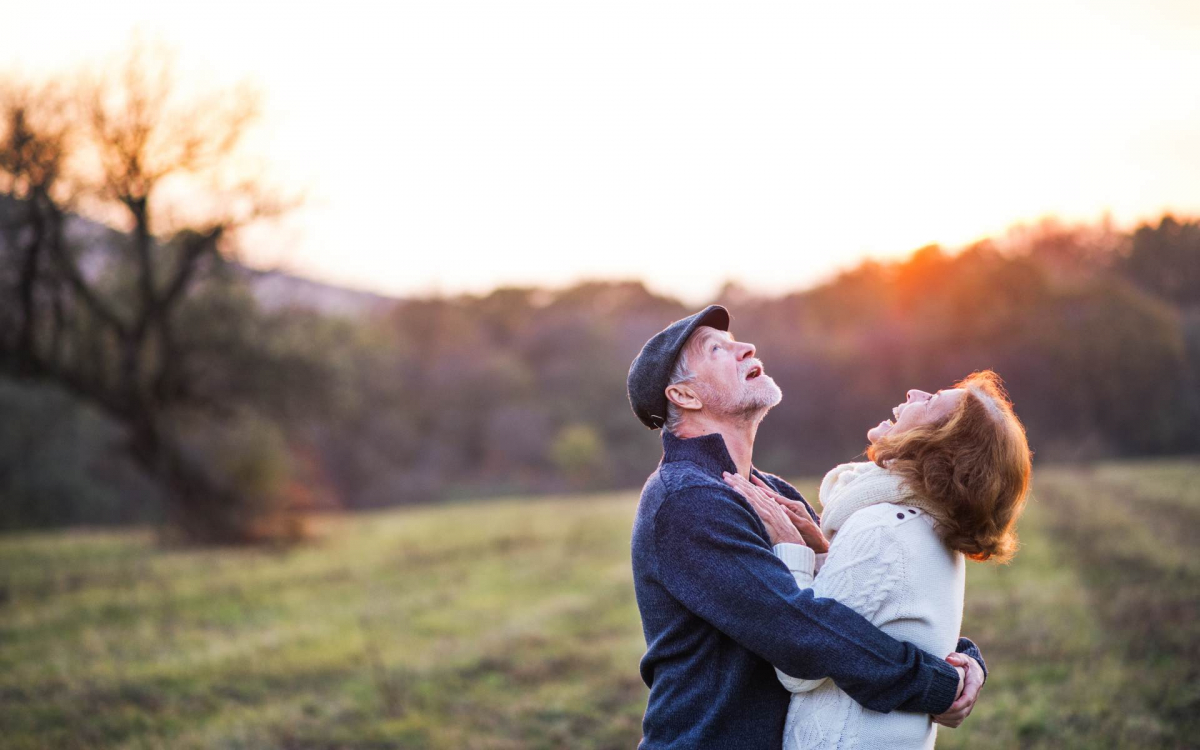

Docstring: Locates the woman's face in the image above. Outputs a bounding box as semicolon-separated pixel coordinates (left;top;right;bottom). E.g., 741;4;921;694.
868;388;966;443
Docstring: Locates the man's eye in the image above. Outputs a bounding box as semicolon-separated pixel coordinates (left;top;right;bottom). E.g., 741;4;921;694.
712;345;720;352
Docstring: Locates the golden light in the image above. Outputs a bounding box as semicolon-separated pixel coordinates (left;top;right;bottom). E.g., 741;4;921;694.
5;0;1199;303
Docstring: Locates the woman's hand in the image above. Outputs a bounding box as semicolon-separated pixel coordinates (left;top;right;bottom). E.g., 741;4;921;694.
749;475;831;553
723;472;804;546
933;653;984;728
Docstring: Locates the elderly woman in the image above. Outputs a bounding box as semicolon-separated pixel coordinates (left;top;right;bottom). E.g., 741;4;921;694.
724;370;1032;749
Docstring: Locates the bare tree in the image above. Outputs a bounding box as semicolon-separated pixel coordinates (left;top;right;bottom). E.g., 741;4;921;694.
0;80;74;379
0;43;300;542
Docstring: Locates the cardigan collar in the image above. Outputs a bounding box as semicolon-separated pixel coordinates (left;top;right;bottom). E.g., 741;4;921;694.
661;429;740;478
818;460;948;537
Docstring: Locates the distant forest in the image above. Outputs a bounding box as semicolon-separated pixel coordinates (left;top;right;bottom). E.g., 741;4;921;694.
2;212;1198;531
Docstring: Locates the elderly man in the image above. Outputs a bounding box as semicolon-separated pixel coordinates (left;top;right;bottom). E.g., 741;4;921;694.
627;305;985;749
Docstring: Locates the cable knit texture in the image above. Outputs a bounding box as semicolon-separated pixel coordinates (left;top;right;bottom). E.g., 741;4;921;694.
776;461;966;750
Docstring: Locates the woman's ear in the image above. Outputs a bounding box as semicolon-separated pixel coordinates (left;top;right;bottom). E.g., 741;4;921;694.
665;383;703;412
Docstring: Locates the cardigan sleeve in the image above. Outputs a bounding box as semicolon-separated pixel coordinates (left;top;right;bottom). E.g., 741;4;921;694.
654;486;961;715
773;542;816;588
772;542;825;694
773;512;905;694
956;637;988;681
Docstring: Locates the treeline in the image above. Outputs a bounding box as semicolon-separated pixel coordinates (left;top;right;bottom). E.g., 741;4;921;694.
318;214;1200;502
3;210;1198;533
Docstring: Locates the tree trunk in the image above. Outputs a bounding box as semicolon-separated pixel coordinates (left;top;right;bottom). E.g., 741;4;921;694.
14;201;45;376
127;412;251;545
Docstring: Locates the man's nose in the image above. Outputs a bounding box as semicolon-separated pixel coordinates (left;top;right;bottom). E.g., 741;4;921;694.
737;341;756;360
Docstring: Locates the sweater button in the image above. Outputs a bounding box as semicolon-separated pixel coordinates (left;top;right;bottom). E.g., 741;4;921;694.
896;513;905;519
908;509;917;514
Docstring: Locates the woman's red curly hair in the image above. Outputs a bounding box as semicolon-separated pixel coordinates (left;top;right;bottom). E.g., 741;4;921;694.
867;370;1032;563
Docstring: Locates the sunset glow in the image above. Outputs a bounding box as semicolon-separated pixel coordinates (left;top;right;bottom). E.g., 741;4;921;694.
6;0;1199;303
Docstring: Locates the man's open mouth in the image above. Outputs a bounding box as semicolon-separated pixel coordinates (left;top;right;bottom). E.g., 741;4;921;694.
745;365;762;380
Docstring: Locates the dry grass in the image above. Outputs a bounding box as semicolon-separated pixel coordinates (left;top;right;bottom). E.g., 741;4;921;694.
0;460;1197;749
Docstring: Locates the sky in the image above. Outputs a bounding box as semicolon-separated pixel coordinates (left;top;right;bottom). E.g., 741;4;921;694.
5;0;1200;304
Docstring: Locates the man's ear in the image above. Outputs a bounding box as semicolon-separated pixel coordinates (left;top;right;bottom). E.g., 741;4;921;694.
665;383;703;412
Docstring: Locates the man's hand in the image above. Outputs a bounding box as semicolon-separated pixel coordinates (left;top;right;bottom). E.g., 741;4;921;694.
932;653;983;728
749;475;830;553
723;472;804;546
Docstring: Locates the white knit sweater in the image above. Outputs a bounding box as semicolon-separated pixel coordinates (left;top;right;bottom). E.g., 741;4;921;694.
771;461;965;750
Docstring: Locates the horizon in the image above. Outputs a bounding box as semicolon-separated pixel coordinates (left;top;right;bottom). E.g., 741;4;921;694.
278;208;1179;305
68;201;1185;306
6;0;1200;305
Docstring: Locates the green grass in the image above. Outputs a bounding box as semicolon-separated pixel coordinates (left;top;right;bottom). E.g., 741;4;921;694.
1;460;1197;749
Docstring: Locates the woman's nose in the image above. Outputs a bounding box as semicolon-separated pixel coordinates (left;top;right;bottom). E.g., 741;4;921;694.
907;389;931;402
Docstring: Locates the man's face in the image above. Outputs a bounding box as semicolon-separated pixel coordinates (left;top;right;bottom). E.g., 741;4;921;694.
685;326;782;418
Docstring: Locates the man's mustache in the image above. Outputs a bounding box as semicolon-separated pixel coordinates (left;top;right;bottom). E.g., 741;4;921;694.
742;359;766;379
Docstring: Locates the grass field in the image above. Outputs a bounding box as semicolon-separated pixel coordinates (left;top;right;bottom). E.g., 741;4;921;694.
1;459;1198;749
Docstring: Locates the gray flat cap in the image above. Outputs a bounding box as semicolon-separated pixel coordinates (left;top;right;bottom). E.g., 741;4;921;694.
627;304;730;430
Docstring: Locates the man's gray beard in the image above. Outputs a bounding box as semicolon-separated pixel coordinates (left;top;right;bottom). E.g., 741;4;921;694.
706;378;783;423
